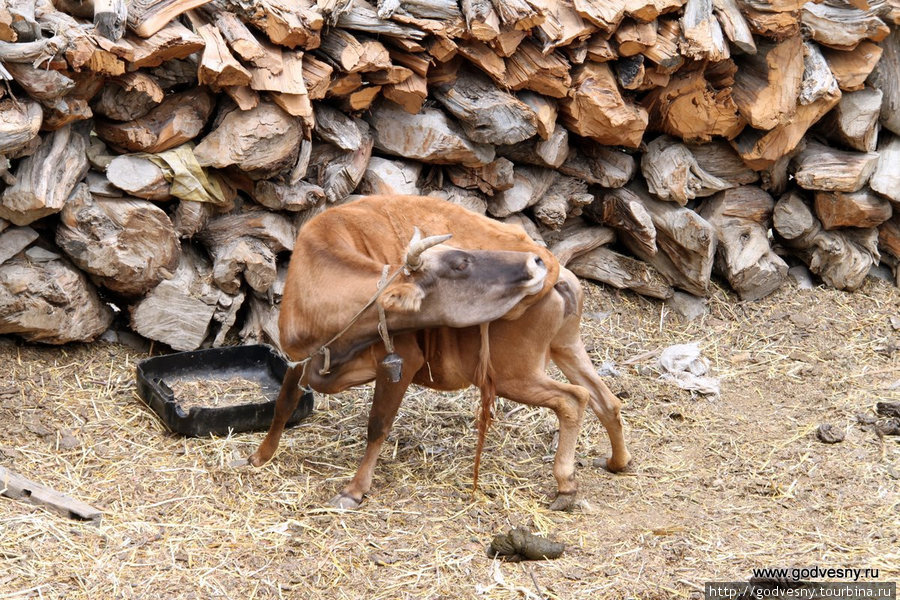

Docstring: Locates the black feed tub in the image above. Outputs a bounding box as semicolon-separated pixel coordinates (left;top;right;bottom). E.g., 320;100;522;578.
135;344;313;437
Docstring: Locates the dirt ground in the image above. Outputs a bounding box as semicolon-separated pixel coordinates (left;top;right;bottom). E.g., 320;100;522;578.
1;275;898;599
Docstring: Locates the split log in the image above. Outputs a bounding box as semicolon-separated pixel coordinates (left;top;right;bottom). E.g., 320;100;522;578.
0;246;113;343
800;2;889;50
486;165;556;217
253;179;324;212
0;225;38;265
534;0;596;53
307;119;374;203
773;191;879;291
822;42;883;92
544;218;616;265
489;29;527;56
106;154;171;201
504;39;572;99
731;35;803;129
130;245;232;351
94;88;213;153
198;208;295;294
642;67;745;142
585;32;618;62
85;171;123;198
93;0;126;41
813;189;893;230
90;72;164;122
492;0;545;30
0;123;89;226
200;4;277;70
584;186;657;258
429;184;489;215
686;140;758;186
615;19;657;56
172;200;216;238
461;0;501;40
0;98;41;155
680;0;729;61
517;90;558;140
317;28;391;73
126;20;205;68
358;156;423;196
193;100;301;179
879;213;900;262
499;122;569;169
531;175;594;229
213;0;323;49
334;0;428;41
870;133;900;205
574;0;625;30
791;141;878;193
498;212;544;244
433;69;538;145
620;181;716;296
559;61;648;148
239;266;286;348
641;18;683;73
2;61;75;103
446;158;515;196
148;57;198;89
55;184;180;296
383;71;428;113
368;99;495;166
187;11;252;88
569;246;674;298
641;135;734;205
625;0;685;21
699;186;788;300
712;0;755;54
868;27;900;135
456;38;506;82
126;0;212;38
740;6;800;39
820;87;882;152
559;142;636;188
732;43;841;169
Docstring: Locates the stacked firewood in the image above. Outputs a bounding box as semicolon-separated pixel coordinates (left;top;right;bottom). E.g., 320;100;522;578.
0;0;898;348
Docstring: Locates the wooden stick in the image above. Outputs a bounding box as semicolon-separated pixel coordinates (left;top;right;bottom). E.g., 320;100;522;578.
1;465;102;523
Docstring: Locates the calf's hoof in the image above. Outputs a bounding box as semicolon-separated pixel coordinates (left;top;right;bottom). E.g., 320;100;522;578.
600;452;632;473
329;492;362;510
248;451;268;468
548;491;577;512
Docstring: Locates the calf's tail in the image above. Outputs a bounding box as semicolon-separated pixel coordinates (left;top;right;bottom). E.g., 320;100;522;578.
473;322;495;494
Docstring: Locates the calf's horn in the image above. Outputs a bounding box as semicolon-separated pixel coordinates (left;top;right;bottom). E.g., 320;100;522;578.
405;227;452;271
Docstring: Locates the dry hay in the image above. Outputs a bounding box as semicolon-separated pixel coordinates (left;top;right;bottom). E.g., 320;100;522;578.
167;377;268;410
1;275;898;599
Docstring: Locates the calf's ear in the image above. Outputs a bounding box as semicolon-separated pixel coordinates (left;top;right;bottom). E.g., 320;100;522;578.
379;282;425;313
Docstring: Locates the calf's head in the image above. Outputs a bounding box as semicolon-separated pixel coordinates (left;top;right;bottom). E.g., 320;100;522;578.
379;228;548;328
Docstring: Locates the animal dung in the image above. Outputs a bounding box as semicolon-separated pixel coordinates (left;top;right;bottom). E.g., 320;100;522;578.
487;527;565;562
816;423;845;444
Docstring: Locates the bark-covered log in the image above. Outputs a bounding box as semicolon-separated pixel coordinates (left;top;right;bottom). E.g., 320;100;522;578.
0;246;113;343
774;191;879;291
55;183;180;296
699;186;788;300
0;123;89;226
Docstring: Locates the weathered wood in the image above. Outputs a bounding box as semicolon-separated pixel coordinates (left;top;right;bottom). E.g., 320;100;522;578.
56;184;180;296
2;61;74;103
681;0;729;60
186;11;251;88
0;225;37;265
732;43;841;169
515;91;558;140
731;35;803;129
201;4;278;70
486;165;557;217
620;181;716;296
446;158;514;196
574;0;625;30
93;0;126;41
126;19;205;68
531;174;594;229
223;84;259;110
94;88;213;153
615;18;657;56
213;0;323;49
534;0;596;54
820;87;882;152
791;141;878;193
0;98;41;155
172;200;215;238
456;37;506;82
699;186;787;300
822;41;883;92
625;0;684;21
492;0;545;30
774;191;879;291
559;61;648;148
368;100;494;166
641;135;734;205
489;28;527;56
686;140;758;186
239;266;286;348
505;39;572;99
462;0;501;40
559;142;636;188
569;246;674;299
433;69;537;146
712;0;755;53
382;71;428;113
740;5;800;40
868;27;900;135
544;217;615;265
879;213;900;262
106;154;171;201
193;100;301;179
801;2;889;50
0;124;89;226
0;466;102;522
318;28;391;73
814;189;893;230
0;246;112;343
642;67;745;142
641;17;683;73
585;31;618;62
870;133;900;205
358;156;423;196
90;72;164;122
126;0;211;38
498;123;569;168
584;186;657;258
307;119;374;203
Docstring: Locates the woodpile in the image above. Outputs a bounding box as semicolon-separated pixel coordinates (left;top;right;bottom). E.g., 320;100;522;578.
0;0;898;348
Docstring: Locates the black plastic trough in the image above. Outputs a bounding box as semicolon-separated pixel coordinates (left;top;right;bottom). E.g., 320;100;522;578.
135;344;313;437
